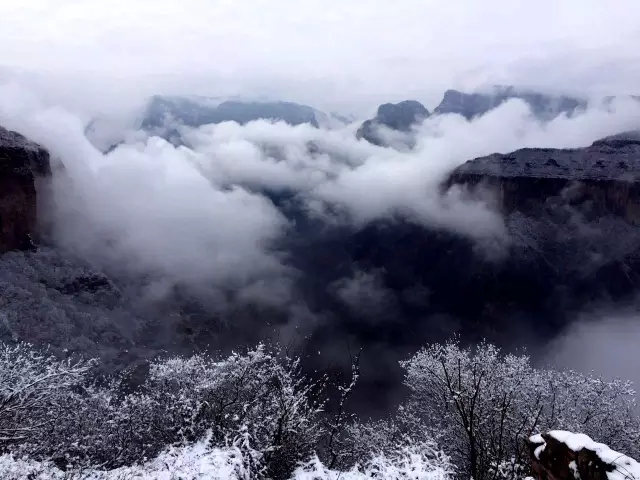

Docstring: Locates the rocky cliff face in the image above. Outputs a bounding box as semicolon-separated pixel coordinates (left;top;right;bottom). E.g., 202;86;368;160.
441;131;640;311
447;131;640;222
528;432;640;480
0;126;51;253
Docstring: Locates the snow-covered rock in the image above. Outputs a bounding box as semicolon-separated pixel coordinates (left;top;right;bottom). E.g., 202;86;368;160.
528;431;640;480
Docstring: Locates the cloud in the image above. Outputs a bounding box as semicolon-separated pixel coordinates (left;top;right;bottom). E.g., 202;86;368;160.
543;308;640;391
1;81;639;415
0;84;639;313
0;84;292;308
331;269;399;322
1;1;640;114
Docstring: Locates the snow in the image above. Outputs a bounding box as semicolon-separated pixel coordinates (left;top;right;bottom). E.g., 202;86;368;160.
0;440;453;480
293;451;452;480
530;433;545;459
530;434;544;444
531;431;640;480
569;460;580;480
0;439;251;480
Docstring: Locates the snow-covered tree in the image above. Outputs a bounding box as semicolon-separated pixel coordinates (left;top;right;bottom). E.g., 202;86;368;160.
538;368;640;456
0;342;95;450
138;344;326;478
400;340;640;480
2;337;638;480
294;438;453;480
13;343;324;478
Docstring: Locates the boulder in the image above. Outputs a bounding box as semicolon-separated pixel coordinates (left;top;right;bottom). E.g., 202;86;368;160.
0;126;51;253
527;432;640;480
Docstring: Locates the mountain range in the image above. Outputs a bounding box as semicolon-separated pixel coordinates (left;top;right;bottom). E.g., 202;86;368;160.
355;86;618;146
85;95;354;151
4;84;640;413
86;86;638;153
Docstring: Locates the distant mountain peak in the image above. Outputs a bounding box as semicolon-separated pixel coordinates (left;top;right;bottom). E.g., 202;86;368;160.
140;95;322;132
433;86;587;120
356;100;429;147
85;95;354;152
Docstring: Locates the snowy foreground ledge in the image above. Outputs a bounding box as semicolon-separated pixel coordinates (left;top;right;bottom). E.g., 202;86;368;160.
0;437;453;480
528;431;640;480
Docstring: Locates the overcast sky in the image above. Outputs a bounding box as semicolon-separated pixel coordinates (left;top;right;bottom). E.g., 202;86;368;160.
1;1;639;114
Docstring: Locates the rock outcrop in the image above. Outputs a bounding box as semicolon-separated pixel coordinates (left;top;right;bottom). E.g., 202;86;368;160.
433;86;586;120
0;126;51;253
446;130;640;222
528;432;640;480
356;100;429;146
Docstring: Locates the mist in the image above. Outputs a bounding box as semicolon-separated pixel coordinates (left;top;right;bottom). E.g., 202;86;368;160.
3;0;640;117
1;76;640;418
544;309;640;392
2;84;639;300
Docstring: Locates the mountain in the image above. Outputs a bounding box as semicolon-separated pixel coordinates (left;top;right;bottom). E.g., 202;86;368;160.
0;126;51;252
141;95;321;131
86;95;353;151
433;86;587;120
355;100;429;147
356;87;590;147
5;124;640;413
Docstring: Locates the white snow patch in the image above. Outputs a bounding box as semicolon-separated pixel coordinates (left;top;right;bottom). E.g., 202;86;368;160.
0;438;252;480
530;434;544;444
569;460;580;479
0;440;453;480
534;444;545;460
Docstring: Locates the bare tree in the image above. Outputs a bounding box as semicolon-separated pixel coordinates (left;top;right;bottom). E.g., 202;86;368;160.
400;340;640;480
322;348;361;470
15;343;325;478
0;342;95;450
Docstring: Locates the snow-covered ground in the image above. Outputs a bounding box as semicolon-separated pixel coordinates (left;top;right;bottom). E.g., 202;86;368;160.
0;437;452;480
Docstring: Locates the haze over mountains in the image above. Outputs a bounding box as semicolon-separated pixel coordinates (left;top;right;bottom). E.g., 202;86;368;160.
3;2;640;477
86;97;353;152
1;77;639;413
85;85;639;155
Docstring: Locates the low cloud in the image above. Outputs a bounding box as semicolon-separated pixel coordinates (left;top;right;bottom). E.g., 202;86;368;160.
543;308;640;390
0;82;639;419
331;269;398;322
0;84;639;324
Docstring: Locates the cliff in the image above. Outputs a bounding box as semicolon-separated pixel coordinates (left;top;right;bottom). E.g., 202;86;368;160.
447;131;640;222
0;126;51;252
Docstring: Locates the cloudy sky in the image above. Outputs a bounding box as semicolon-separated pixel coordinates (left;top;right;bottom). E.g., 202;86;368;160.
1;1;639;113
